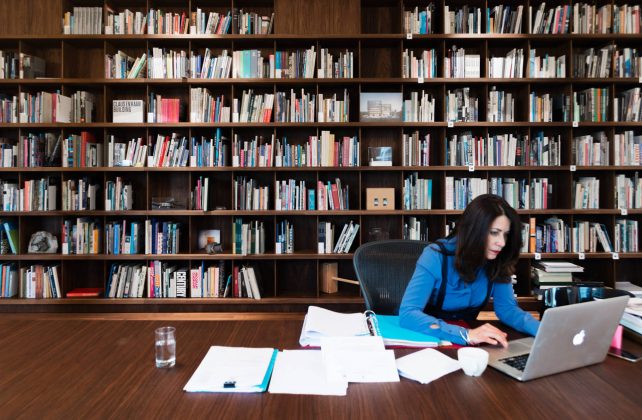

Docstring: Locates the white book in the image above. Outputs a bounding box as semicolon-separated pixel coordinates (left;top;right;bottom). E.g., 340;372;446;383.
113;99;144;123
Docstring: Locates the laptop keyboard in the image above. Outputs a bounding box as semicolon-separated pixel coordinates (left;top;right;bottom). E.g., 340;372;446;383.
499;354;530;371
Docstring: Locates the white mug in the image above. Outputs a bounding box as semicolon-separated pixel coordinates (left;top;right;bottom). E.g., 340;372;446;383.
457;347;489;377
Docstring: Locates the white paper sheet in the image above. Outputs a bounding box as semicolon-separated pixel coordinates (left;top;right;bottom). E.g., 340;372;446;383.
321;336;400;383
268;350;348;396
183;346;276;392
396;348;461;384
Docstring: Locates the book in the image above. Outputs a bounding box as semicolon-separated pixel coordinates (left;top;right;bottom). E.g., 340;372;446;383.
66;287;103;297
112;99;144;123
3;221;18;254
534;261;584;272
299;306;440;348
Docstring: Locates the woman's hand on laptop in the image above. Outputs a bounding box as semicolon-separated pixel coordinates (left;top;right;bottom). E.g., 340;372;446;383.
468;323;509;348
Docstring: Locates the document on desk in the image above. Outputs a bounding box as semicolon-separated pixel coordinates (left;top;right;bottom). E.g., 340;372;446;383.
268;350;348;396
395;348;461;384
321;336;400;383
183;346;277;393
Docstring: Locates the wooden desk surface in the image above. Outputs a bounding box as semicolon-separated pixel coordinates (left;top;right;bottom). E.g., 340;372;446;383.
1;315;641;419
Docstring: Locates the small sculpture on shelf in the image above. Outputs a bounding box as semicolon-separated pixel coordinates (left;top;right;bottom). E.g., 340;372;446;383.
28;231;58;253
205;242;223;255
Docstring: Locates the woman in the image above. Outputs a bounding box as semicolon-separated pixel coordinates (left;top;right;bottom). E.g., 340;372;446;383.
399;194;539;347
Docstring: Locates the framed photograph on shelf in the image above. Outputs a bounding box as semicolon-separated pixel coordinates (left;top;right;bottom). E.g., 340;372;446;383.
359;92;403;122
368;146;393;166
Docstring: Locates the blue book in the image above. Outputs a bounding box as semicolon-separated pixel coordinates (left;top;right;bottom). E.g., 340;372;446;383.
307;189;315;210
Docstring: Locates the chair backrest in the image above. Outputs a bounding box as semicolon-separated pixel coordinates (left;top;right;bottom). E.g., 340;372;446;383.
353;239;429;315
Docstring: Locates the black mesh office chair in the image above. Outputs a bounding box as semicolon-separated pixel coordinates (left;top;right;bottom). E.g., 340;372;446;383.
353;240;429;315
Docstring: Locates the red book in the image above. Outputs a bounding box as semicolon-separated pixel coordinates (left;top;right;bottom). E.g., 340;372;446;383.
66;287;103;297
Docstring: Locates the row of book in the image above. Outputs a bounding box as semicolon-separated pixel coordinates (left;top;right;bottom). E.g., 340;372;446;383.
318;221;360;254
103;45;640;80
1;214;639;257
0;261;258;300
59;218;183;255
4;129;640;169
445;176;552;210
1;264;60;299
7;89;639;124
110;47;616;82
525;216;640;253
3;170;642;215
0;51;45;79
446;133;561;167
403;173;433;210
1;178;57;212
4;91;94;124
73;7;275;35
60;5;642;35
233;133;359;168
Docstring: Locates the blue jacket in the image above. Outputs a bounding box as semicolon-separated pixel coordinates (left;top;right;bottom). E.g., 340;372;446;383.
399;237;540;344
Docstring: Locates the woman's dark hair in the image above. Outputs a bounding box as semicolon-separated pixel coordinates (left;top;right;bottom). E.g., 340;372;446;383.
448;194;522;283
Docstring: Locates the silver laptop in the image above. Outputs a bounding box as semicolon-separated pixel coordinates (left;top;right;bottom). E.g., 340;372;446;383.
487;296;629;381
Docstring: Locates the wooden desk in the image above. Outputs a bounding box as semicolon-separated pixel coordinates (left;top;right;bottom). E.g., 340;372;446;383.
1;315;641;418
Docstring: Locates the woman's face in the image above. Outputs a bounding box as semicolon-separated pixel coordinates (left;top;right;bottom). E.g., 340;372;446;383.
486;215;510;260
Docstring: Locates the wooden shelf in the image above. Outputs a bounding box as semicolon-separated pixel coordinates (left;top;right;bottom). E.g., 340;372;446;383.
0;0;641;312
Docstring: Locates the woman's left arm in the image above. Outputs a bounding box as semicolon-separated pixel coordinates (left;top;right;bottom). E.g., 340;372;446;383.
493;282;540;336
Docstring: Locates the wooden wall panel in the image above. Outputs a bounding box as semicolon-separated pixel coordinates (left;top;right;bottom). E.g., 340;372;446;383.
274;0;360;34
0;0;62;35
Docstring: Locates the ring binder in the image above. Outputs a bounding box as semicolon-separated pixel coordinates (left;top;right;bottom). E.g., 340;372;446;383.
364;310;381;337
299;306;440;348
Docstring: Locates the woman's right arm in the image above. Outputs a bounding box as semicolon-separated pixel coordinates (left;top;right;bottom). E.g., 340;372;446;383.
399;247;470;345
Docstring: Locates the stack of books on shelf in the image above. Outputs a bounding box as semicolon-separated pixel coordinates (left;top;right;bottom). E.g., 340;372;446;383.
445;5;482;34
573;132;609;166
618;292;642;343
614;47;641;78
233;219;266;255
0;263;18;298
318;48;354;79
531;260;584;294
332;221;359;254
275;220;294;255
529;49;566;78
402;131;430;167
403;5;435;34
530;3;572;34
19;265;61;298
614;88;642;122
487;5;523;33
404;217;428;241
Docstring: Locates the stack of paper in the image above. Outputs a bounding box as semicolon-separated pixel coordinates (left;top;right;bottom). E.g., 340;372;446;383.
299;306;371;346
184;346;277;392
268;350;348;396
321;336;399;383
396;348;461;384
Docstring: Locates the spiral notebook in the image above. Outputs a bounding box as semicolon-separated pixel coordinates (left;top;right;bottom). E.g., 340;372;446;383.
299;306;440;348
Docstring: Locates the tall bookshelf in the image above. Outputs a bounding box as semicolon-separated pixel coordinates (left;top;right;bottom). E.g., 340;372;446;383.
0;0;640;312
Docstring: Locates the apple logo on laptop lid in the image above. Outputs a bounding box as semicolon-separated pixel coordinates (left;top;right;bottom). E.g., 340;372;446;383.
573;330;586;346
